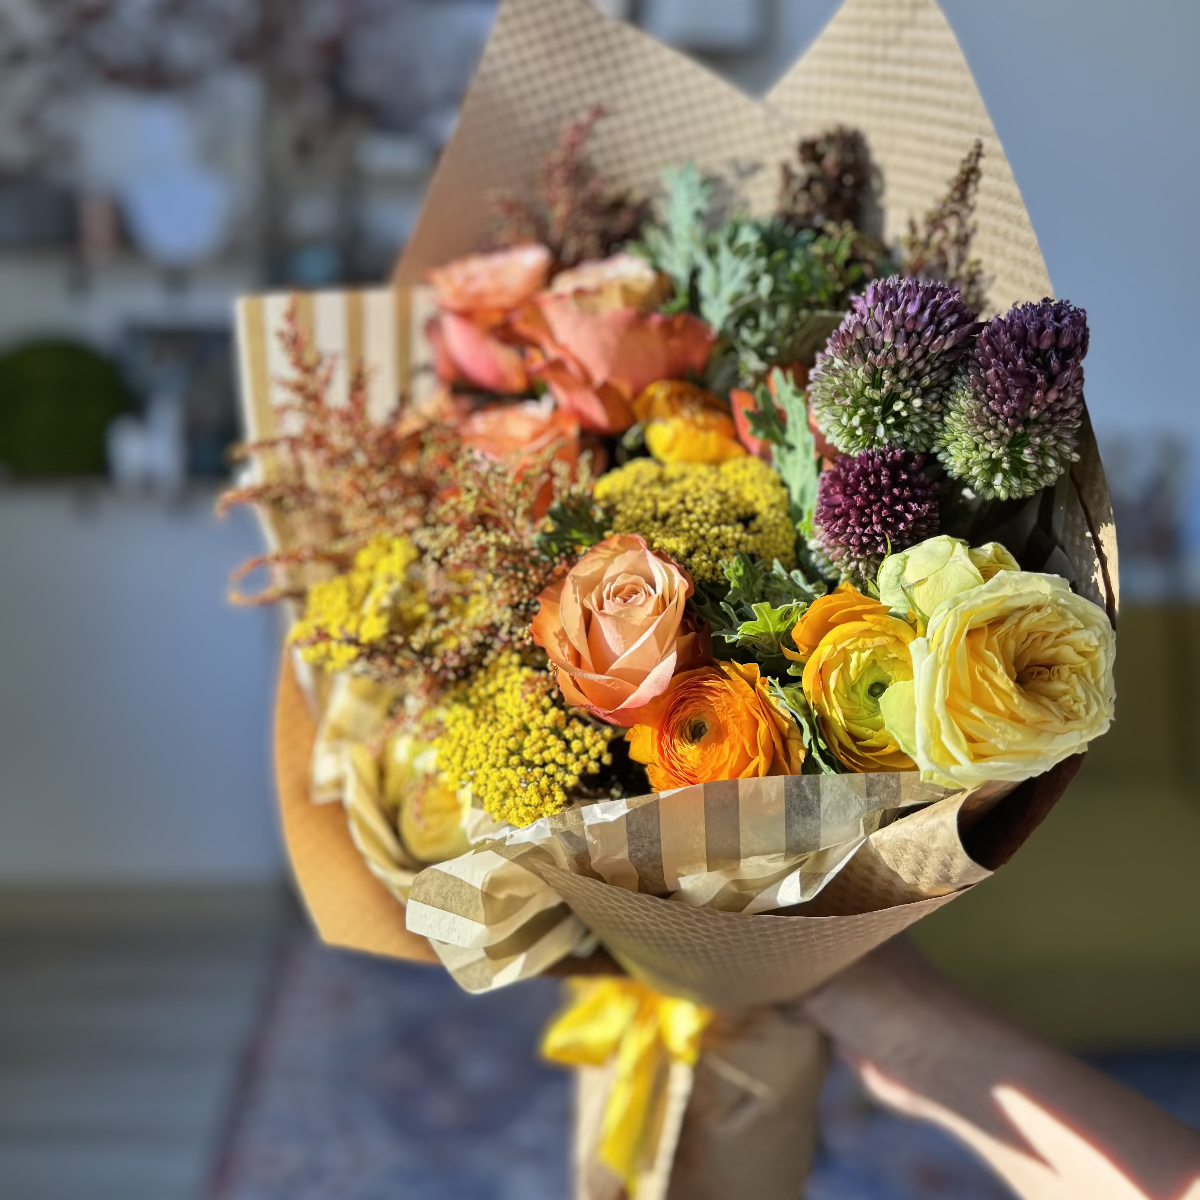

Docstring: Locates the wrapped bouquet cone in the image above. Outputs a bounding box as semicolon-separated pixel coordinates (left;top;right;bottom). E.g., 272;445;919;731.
231;0;1119;1196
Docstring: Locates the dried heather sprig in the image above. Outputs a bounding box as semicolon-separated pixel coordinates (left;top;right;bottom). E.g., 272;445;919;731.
488;106;650;267
902;140;988;313
778;125;873;232
938;299;1089;500
813;448;941;582
808;276;980;454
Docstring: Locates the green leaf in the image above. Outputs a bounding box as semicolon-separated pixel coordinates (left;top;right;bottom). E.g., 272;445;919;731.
695;554;826;675
638;164;714;307
766;368;821;540
535;496;612;559
765;679;845;775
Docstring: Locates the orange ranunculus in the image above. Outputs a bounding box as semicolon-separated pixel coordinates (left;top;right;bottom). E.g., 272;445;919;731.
458;397;585;517
632;380;746;465
627;661;805;790
532;534;709;725
426;244;552;394
518;254;715;435
785;582;893;666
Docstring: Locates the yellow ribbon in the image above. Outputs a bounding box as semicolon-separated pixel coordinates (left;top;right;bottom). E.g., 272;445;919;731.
541;979;711;1195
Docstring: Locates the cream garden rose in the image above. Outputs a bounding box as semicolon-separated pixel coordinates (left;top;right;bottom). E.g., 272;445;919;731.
877;535;1019;625
880;569;1116;787
532;534;709;725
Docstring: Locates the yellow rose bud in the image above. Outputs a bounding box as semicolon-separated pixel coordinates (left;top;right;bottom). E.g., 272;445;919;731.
801;613;917;772
880;571;1116;787
968;541;1021;580
633;380;746;466
386;733;471;864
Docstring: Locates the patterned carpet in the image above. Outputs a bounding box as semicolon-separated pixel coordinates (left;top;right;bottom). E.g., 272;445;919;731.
213;924;1200;1200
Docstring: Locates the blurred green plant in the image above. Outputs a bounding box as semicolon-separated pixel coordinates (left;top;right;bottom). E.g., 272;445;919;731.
0;340;132;478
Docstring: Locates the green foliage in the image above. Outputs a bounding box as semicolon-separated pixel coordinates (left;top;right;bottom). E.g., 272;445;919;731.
637;163;713;311
535;494;611;560
765;680;844;775
695;553;825;675
639;167;873;387
762;370;821;541
0;340;132;478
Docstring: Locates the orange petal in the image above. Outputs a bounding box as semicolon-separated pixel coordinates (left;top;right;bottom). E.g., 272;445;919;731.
435;311;529;395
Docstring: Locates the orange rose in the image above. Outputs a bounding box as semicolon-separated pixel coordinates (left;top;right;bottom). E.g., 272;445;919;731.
785;582;891;666
426;244;552;394
458;398;585;517
532;534;709;725
632;381;746;465
518;254;715;435
627;661;805;790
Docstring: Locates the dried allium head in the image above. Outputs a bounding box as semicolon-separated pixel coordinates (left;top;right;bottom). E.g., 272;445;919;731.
809;277;980;455
938;299;1089;500
778;125;872;232
813;448;941;582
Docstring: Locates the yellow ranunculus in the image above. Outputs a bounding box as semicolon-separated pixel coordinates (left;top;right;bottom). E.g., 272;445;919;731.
786;582;891;666
632;380;746;465
385;733;471;864
801;613;917;772
879;571;1116;788
877;536;1019;626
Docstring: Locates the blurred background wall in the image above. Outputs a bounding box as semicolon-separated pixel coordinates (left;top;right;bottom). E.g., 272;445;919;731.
0;0;1196;1028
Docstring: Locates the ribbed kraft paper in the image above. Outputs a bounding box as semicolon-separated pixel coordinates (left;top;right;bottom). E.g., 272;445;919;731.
244;0;1119;995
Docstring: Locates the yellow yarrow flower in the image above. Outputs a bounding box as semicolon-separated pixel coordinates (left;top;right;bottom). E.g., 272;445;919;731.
290;536;428;671
594;456;795;583
434;653;617;828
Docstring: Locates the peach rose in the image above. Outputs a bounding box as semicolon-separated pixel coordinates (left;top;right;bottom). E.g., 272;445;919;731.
426;244;552;395
627;661;805;790
458;397;585;517
532;534;709;725
518;254;715;435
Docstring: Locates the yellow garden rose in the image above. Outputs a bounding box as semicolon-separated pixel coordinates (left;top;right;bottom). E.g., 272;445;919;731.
632;380;746;465
801;613;917;772
877;536;1018;625
879;571;1116;787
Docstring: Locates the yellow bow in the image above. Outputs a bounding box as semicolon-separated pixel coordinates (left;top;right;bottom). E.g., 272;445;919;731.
541;979;711;1195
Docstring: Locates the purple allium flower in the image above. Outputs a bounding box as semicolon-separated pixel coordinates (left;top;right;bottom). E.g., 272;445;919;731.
809;276;980;455
938;298;1088;499
813;448;941;581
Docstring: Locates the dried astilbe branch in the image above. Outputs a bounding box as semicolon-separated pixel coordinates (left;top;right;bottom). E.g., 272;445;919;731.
218;298;452;606
488;106;651;268
777;125;873;233
902;139;989;313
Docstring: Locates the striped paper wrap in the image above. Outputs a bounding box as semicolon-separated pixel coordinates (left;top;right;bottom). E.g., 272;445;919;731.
236;2;1119;1195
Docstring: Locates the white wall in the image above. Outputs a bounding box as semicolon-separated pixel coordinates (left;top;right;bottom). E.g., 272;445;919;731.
0;488;284;883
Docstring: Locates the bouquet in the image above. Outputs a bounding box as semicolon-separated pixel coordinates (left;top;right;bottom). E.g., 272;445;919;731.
223;0;1118;1196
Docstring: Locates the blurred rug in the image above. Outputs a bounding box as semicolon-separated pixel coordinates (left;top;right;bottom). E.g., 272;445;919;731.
213;919;1200;1200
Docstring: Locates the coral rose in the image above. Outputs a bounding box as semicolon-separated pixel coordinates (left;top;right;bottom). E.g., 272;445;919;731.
532;535;709;725
879;571;1116;788
627;661;805;790
801;613;918;772
458;397;585;517
426;244;552;394
632;380;745;465
518;254;715;434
